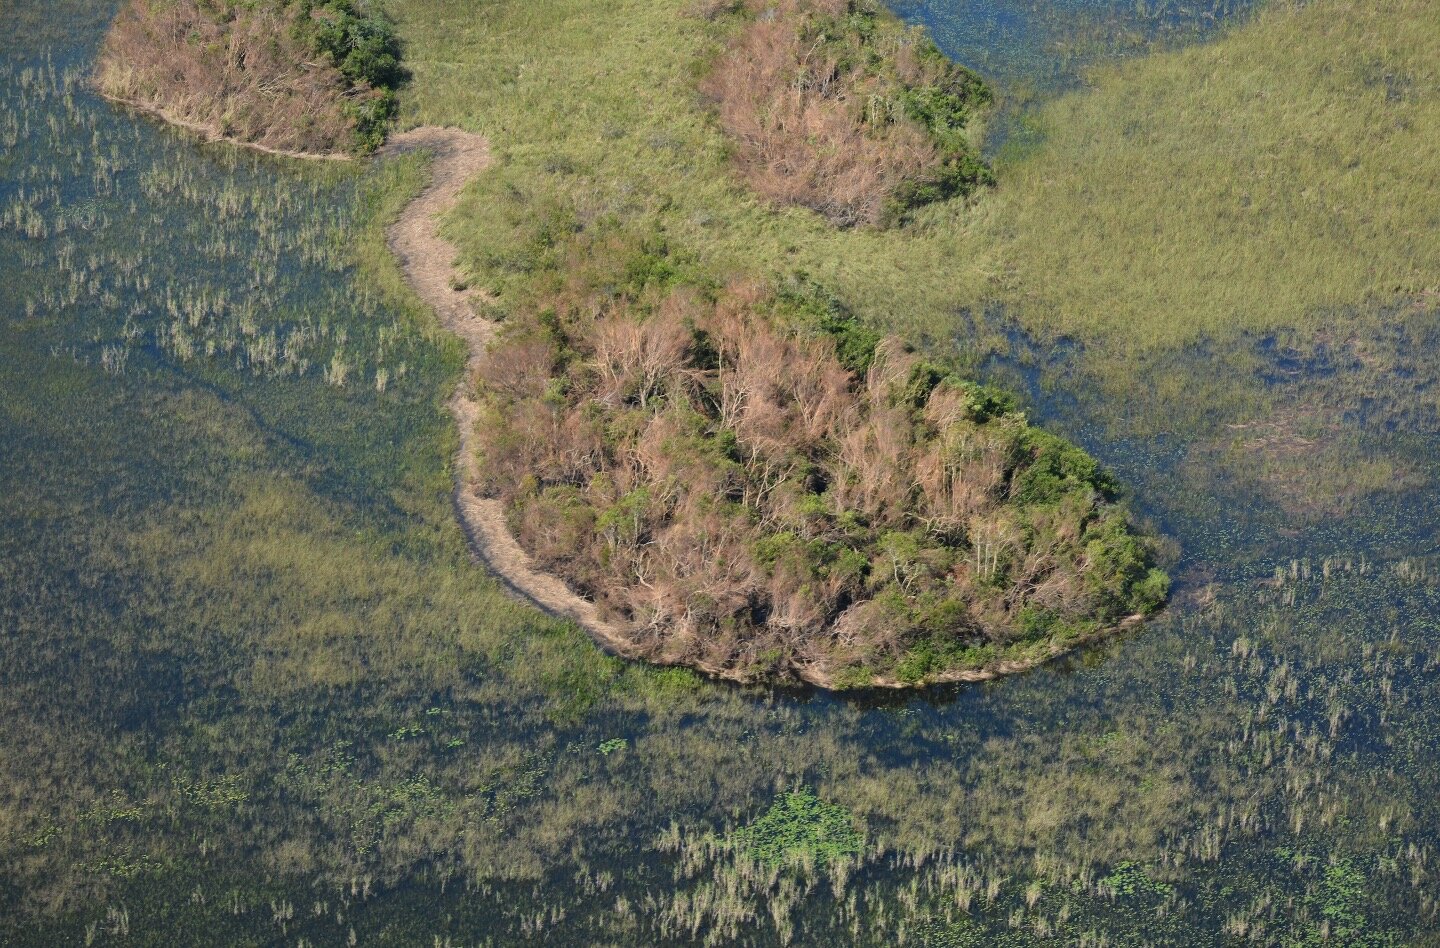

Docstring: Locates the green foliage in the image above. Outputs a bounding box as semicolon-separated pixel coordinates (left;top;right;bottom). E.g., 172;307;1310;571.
1099;861;1174;899
828;665;874;689
895;641;940;683
898;42;990;143
303;0;405;89
884;150;995;222
775;272;882;374
887;31;994;222
1314;859;1370;942
1082;514;1170;617
345;88;399;154
894;630;997;683
1271;849;1397;947
1017;605;1058;640
619;233;687;295
1013;428;1118;506
299;0;404;152
730;789;863;866
596;489;652;548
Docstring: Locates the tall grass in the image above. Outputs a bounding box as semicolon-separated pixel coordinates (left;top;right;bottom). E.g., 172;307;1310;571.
990;0;1440;355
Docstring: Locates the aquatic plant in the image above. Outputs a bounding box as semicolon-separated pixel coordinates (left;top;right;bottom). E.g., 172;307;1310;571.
730;789;863;866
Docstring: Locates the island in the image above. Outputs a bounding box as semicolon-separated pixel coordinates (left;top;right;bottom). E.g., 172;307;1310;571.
96;0;1170;687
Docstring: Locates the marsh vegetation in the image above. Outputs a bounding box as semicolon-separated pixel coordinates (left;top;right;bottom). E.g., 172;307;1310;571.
4;0;1440;944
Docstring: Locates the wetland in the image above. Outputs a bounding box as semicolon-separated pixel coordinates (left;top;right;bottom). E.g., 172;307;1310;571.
2;0;1439;944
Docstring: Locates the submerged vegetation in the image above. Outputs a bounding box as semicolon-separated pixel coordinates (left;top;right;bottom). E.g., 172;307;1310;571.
97;0;404;155
702;0;992;226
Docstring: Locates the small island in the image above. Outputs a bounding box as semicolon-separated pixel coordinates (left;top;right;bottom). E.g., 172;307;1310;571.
475;269;1168;687
96;0;404;157
95;0;1170;688
703;0;993;226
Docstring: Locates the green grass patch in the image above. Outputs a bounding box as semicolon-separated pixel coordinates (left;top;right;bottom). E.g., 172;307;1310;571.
730;788;863;866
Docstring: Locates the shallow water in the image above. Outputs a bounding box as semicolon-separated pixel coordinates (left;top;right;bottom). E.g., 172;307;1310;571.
891;0;1260;154
2;1;1438;945
893;0;1255;86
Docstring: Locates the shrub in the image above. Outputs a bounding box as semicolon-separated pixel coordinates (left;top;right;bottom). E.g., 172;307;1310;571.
472;220;1168;683
1013;428;1119;506
98;0;405;155
304;0;405;89
702;0;992;226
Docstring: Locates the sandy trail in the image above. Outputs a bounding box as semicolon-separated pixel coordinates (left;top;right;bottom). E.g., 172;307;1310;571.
379;128;639;659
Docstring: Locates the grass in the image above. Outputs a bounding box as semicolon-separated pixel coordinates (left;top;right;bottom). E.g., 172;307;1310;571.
388;0;1440;431
989;0;1440;356
388;0;997;328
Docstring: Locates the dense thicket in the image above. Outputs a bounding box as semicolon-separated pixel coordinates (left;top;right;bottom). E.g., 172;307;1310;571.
474;227;1168;685
97;0;403;155
702;0;992;226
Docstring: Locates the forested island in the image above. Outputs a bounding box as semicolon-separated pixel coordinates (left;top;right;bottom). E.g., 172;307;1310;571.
97;0;404;156
94;0;1169;686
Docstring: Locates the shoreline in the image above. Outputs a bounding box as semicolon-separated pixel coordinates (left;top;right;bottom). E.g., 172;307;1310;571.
99;92;355;162
378;127;1144;691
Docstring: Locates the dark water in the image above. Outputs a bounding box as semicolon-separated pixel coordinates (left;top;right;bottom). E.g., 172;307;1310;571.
3;1;1438;945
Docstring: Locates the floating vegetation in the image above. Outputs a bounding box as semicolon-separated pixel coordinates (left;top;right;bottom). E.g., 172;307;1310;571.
730;789;864;867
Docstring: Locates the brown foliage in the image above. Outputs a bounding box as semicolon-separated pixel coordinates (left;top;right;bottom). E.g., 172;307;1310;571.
701;0;938;225
471;263;1141;682
97;0;375;155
